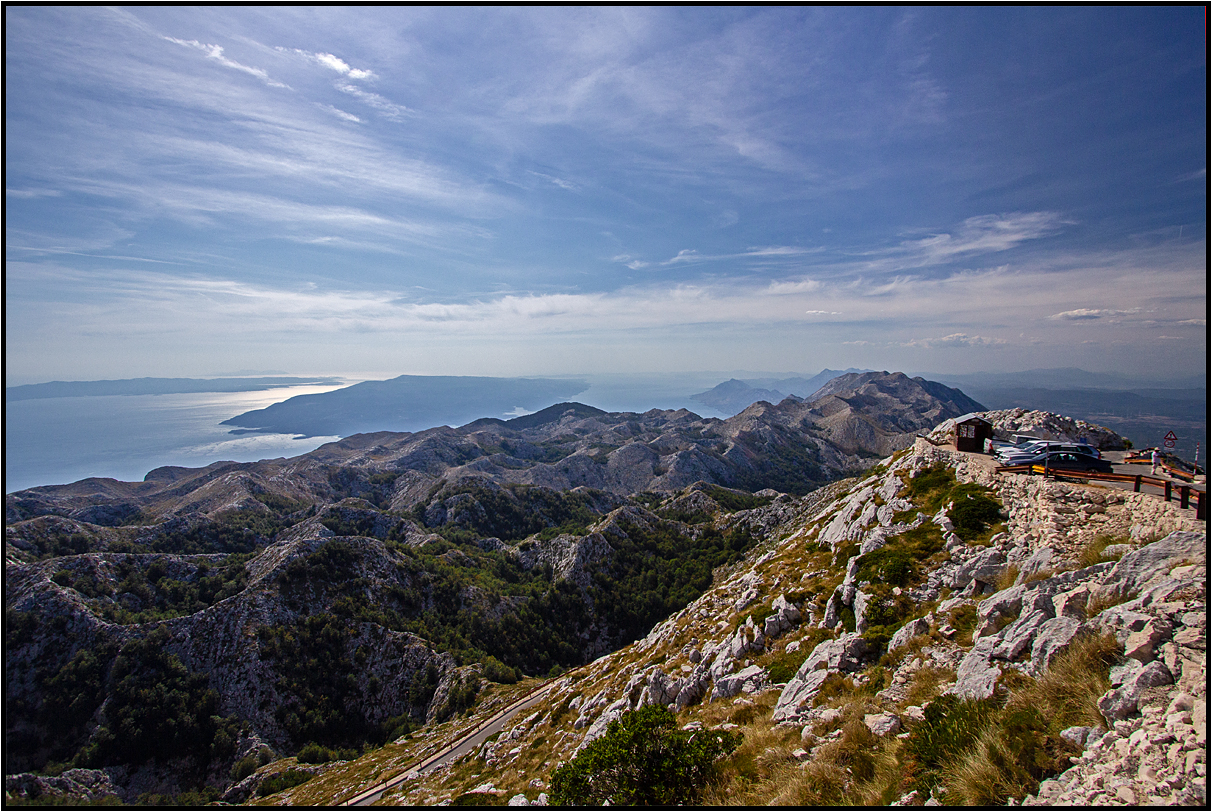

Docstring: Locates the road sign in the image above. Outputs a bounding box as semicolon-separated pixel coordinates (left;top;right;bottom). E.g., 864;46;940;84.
1163;431;1177;449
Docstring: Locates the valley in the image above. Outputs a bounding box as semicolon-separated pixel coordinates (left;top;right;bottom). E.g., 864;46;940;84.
4;372;1205;806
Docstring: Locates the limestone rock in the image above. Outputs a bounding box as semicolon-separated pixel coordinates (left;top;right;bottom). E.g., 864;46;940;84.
711;664;768;701
864;712;902;736
951;636;1002;700
887;616;930;652
1098;660;1174;721
771;669;831;722
1030;615;1081;673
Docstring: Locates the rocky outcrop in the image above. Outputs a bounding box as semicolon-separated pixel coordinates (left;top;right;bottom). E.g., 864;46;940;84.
928;407;1127;450
539;426;1205;808
5;769;123;805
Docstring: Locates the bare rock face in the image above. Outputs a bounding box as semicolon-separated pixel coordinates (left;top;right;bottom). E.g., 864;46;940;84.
5;769;122;805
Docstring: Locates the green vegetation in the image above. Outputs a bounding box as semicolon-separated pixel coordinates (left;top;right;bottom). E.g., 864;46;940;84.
34;532;94;560
416;482;599;542
766;645;813;684
729;430;830;495
855;524;944;588
143;509;294;555
72;628;244;776
904;694;1000;793
903;464;1002;540
75;554;253;624
258;614;403;750
256;769;314;797
902;632;1117;802
701;485;777;512
590;518;758;645
550;705;741;805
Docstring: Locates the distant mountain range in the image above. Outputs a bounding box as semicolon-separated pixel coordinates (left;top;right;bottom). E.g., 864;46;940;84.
9;372;982;520
221;375;589;437
922;367;1206;392
689;368;873;415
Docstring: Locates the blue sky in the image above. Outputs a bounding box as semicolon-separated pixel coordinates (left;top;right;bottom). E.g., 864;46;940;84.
5;6;1206;386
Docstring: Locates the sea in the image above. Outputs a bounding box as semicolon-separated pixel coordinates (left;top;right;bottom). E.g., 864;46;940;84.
4;383;348;493
4;372;736;494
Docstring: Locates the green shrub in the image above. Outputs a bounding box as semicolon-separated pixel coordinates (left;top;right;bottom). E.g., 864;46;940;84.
482;655;520;684
296;743;338;764
452;792;505;806
256;769;313;797
947;485;1002;539
948;604;978;644
231;756;258;781
549;705;741;805
767;645;812;684
905;694;999;794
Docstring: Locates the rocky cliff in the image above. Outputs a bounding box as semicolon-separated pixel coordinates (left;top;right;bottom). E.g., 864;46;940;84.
269;431;1204;807
8;398;1204;806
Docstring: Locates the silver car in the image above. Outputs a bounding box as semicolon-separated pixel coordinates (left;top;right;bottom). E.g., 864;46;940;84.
998;442;1098;464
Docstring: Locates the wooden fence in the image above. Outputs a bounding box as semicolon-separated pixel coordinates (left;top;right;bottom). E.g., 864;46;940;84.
996;464;1207;521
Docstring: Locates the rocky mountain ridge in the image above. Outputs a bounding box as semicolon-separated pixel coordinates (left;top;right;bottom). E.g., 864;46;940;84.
197;431;1203;807
7;384;1203;805
6;372;989;532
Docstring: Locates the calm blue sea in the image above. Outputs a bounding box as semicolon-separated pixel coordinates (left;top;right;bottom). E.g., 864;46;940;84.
4;384;347;493
4;373;734;493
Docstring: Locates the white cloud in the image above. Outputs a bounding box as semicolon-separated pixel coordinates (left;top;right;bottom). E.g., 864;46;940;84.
319;104;361;123
869;212;1069;270
336;83;411;120
1050;307;1143;320
527;170;578;191
903;333;1007;349
164;37;286;86
6;188;62;199
656;246;816;267
281;48;376;80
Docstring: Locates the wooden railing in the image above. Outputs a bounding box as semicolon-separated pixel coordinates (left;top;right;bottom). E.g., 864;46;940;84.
1122;454;1200;482
996;464;1207;521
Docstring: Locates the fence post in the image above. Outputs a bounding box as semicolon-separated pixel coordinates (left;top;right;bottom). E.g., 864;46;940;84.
1134;475;1142;492
1198;491;1207;521
1180;486;1190;510
1164;481;1172;502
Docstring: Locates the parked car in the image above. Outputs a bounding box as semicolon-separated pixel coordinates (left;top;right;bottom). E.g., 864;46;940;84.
997;442;1099;464
1004;450;1113;474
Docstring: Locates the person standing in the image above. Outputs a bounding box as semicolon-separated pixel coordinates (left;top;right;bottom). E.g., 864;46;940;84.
1151;448;1161;475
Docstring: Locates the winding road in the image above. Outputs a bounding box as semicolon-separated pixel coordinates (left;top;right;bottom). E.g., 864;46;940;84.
342;682;554;806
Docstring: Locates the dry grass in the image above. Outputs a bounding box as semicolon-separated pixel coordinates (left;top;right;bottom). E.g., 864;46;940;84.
902;665;955;708
995;564;1020;592
1086;585;1130;617
1078;533;1130;568
939;723;1039;805
1022;567;1056;585
1005;631;1118;731
699;712;803;806
936;631;1118;804
843;737;910;806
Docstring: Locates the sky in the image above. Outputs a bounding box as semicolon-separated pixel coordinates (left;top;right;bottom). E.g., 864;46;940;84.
5;6;1207;387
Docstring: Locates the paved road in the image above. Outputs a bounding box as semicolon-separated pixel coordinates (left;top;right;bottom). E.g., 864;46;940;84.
343;682;553;806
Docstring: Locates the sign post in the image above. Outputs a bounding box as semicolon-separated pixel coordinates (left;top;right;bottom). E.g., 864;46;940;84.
1163;431;1177;450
